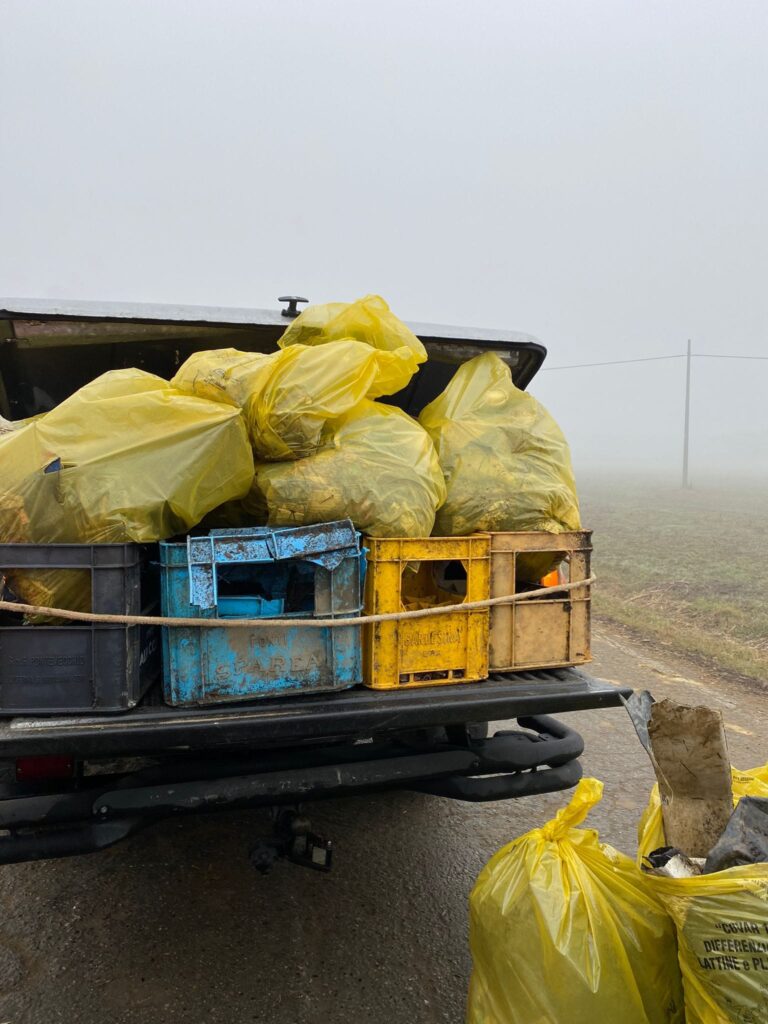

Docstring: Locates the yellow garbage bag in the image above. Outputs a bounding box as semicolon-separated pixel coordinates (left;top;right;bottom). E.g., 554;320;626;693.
278;294;427;397
467;778;685;1024
0;368;254;611
419;352;580;579
248;400;446;537
638;767;768;1024
172;339;386;461
171;347;272;408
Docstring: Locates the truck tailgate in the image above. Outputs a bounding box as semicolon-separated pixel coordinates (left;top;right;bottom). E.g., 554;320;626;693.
0;668;628;757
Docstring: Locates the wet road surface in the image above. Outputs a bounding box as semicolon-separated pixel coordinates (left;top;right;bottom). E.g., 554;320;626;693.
0;624;765;1023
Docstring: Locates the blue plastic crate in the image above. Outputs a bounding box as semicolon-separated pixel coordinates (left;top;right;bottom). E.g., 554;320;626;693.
159;521;363;706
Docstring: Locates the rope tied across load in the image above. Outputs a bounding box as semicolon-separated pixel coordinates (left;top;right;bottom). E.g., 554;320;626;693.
0;575;595;629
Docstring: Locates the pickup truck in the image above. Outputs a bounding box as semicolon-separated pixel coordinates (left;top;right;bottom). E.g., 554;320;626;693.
0;297;629;868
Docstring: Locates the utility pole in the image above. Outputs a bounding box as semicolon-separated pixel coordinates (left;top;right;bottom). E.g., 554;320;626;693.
682;338;692;489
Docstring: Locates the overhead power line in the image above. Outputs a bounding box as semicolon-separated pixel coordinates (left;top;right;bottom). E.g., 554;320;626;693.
541;354;685;371
694;353;768;360
542;352;768;371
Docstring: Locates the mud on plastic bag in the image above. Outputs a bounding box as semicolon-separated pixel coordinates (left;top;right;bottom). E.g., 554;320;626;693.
248;400;446;538
420;352;580;580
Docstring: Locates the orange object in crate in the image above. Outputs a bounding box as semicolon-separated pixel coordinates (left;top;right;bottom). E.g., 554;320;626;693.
363;535;490;689
539;568;562;588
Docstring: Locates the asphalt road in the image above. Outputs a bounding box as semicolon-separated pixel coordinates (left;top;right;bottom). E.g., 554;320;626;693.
0;625;765;1023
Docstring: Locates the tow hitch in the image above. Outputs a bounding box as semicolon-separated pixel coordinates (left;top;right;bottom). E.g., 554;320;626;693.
249;807;333;874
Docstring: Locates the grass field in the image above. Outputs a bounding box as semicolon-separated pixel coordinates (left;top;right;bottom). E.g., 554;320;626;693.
579;475;768;684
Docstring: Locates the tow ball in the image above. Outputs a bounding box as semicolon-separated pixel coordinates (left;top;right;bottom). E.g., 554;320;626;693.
249;807;333;874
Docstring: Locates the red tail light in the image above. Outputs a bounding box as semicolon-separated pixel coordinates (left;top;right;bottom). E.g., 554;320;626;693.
15;756;76;781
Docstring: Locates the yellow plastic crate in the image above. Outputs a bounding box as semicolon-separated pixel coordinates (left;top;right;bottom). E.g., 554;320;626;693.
363;536;490;690
489;530;592;673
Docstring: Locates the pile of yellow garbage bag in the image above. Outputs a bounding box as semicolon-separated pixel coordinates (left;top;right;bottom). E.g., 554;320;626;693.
0;293;585;609
171;295;444;537
0;369;254;611
172;337;394;461
469;767;768;1024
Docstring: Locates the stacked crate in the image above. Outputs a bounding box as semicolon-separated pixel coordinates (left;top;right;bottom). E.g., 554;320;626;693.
160;521;364;706
362;535;491;689
488;531;592;673
361;530;591;690
0;542;159;713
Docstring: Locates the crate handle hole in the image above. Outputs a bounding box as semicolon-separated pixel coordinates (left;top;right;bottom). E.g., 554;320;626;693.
215;562;316;615
400;559;468;611
411;670;451;683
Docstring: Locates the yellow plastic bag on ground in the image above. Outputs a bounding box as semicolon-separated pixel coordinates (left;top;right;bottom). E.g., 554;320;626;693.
247;400;446;537
172;340;386;460
0;369;254;611
467;778;685;1024
646;867;768;1024
638;766;768;1024
419;352;580;579
278;294;427;397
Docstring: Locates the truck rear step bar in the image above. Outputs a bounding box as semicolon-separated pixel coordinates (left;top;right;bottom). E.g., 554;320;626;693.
0;714;586;864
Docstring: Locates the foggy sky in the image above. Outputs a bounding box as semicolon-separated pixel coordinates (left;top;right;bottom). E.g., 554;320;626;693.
1;0;766;480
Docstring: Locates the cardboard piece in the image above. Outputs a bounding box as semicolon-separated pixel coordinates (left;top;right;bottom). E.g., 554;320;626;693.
623;691;734;858
647;699;733;858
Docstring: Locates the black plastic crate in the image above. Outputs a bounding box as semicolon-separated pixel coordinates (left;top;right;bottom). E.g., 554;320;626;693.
0;543;159;714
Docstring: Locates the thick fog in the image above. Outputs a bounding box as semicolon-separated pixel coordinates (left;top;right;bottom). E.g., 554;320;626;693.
1;0;766;481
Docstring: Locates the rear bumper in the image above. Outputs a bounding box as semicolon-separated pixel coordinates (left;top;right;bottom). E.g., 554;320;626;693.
0;667;627;757
0;714;585;864
0;669;629;864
